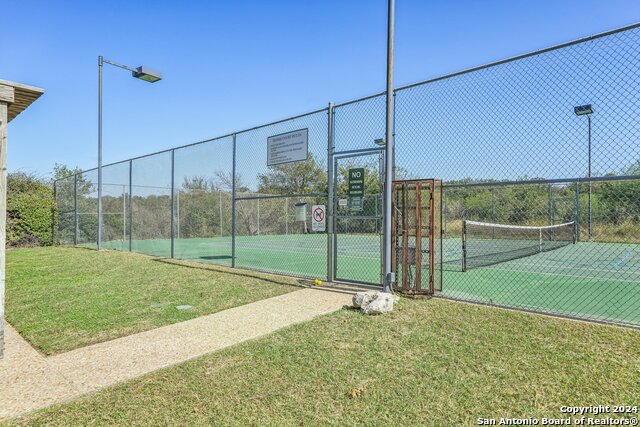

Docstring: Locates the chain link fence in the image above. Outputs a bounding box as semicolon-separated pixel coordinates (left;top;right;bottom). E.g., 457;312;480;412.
54;23;640;327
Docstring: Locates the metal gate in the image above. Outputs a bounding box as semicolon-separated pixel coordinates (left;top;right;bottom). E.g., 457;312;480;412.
392;179;442;295
332;149;384;285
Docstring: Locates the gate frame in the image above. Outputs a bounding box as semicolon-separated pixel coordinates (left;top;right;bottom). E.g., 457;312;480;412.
331;147;386;286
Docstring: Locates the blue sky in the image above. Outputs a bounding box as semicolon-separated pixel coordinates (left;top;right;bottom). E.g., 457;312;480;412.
2;0;640;178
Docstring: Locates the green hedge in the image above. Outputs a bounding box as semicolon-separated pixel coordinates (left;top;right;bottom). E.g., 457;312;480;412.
7;173;56;247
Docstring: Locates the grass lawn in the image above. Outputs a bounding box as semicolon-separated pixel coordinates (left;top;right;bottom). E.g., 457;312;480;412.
9;298;640;426
5;247;299;355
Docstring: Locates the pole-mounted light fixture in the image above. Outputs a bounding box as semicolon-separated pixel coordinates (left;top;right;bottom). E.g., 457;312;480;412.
132;66;163;83
574;104;593;116
97;56;162;251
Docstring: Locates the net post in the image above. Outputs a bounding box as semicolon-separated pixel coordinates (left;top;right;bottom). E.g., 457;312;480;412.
539;228;543;253
231;133;237;269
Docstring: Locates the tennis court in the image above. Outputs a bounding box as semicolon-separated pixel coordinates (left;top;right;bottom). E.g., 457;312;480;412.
441;238;640;326
100;232;640;326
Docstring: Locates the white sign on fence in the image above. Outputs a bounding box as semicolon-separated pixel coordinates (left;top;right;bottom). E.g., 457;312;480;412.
267;128;308;166
311;205;326;232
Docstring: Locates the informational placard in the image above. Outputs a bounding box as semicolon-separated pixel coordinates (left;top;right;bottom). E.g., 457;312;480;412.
348;168;365;197
311;205;326;232
267;128;308;166
338;198;348;207
349;197;363;211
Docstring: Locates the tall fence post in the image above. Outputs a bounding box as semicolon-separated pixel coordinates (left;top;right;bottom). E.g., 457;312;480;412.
128;160;132;252
219;191;223;237
170;149;175;258
74;174;78;245
231;133;237;268
327;102;334;282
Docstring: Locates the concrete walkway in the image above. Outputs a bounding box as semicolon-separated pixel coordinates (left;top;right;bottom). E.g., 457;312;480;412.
0;287;355;420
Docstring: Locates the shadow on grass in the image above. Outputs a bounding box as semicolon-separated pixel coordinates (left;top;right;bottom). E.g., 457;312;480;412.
152;258;305;290
152;258;363;296
62;246;362;297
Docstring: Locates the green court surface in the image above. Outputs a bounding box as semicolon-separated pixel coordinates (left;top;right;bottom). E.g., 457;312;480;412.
441;240;640;326
100;235;640;326
101;234;383;284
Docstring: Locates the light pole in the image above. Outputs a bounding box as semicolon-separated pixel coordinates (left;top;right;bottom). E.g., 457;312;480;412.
383;0;395;293
574;104;593;240
98;56;162;250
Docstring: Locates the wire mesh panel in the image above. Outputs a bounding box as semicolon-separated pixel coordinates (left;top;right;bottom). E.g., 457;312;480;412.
394;26;640;182
131;152;172;257
173;136;234;265
234;110;329;279
441;177;640;327
234;195;328;278
101;161;130;251
54;174;76;244
333;95;386;154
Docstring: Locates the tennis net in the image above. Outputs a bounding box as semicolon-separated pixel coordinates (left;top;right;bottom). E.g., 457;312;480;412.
462;220;576;271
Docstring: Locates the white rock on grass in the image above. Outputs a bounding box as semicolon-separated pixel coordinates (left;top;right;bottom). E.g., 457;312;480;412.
352;291;379;308
353;291;399;315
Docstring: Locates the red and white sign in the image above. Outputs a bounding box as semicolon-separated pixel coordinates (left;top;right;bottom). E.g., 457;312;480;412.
311;205;326;232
